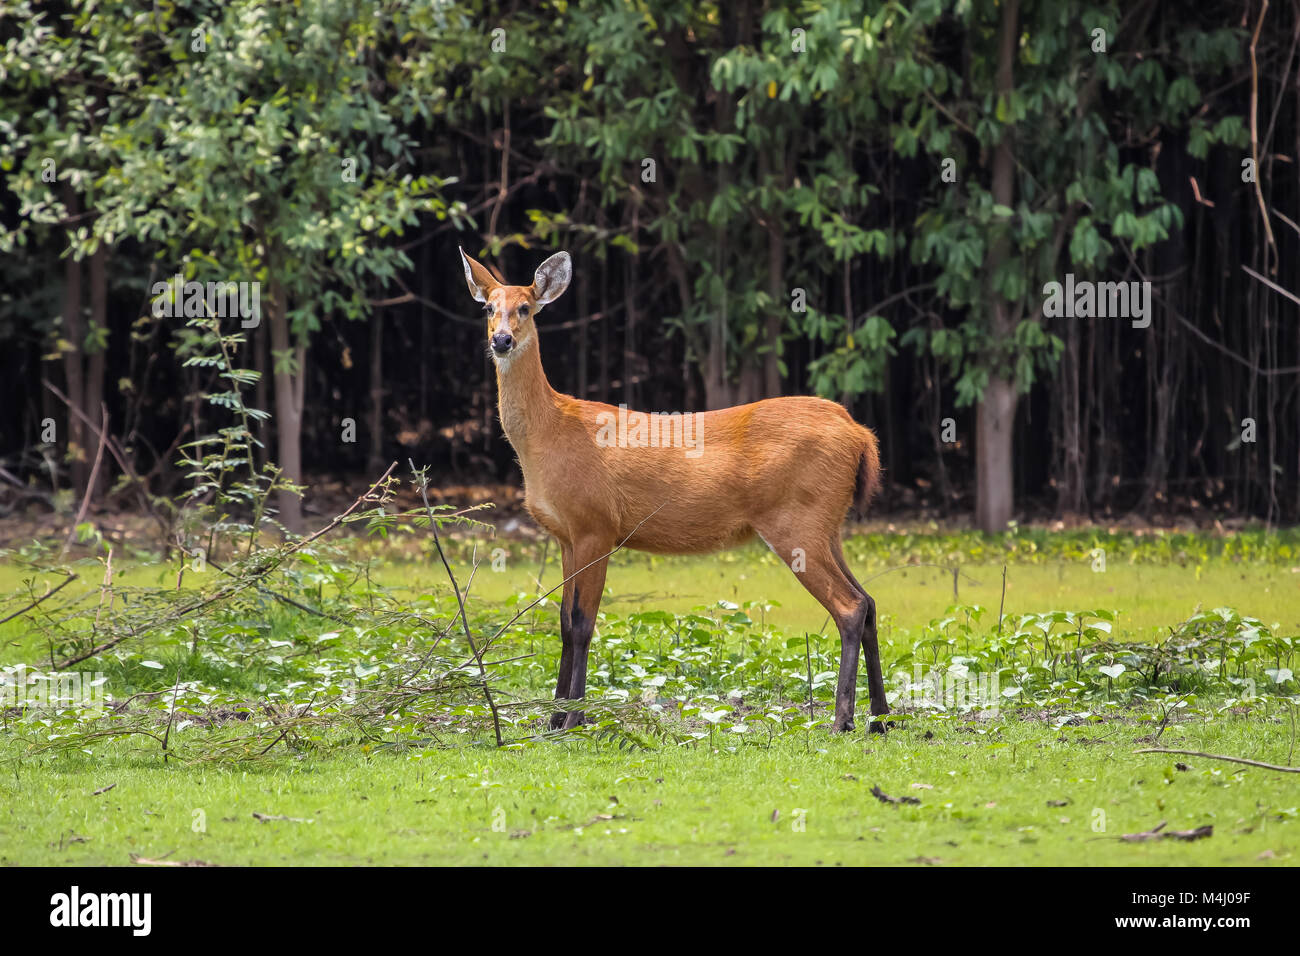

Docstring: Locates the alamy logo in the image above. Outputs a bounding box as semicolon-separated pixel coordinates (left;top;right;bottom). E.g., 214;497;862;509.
594;404;704;459
1;665;106;708
1041;274;1151;328
896;663;1000;713
49;886;151;936
151;274;261;328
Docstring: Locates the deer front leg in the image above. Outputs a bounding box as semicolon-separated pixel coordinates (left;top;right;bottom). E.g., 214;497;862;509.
549;541;575;731
560;539;610;731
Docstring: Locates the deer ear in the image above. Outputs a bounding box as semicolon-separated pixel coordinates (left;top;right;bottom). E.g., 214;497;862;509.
531;252;572;306
459;247;498;304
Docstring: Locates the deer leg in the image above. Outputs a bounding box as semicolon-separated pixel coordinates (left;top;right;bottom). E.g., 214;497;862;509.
831;600;866;734
835;546;888;734
549;540;576;731
858;589;888;734
758;527;869;733
560;539;610;731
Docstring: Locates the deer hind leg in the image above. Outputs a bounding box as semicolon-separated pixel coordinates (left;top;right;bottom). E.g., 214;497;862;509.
757;525;871;733
833;546;889;734
549;540;576;731
558;537;610;731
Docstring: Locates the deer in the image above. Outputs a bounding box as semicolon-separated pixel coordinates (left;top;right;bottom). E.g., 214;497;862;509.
459;247;889;734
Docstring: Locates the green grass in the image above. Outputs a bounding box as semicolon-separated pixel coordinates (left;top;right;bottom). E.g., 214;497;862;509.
443;546;1300;641
4;718;1294;866
4;533;1298;658
1;529;1297;866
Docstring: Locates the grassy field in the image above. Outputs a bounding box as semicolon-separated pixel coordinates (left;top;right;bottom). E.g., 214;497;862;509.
1;528;1297;866
6;719;1294;866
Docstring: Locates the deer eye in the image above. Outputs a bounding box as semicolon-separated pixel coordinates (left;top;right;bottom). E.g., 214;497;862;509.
483;303;494;316
518;304;531;318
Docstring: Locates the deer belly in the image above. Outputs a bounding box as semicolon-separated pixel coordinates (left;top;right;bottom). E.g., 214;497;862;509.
622;499;756;555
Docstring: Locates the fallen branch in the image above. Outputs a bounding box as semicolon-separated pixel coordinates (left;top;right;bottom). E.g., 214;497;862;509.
1120;821;1213;843
130;854;218;867
871;785;920;805
252;812;314;824
1133;747;1300;773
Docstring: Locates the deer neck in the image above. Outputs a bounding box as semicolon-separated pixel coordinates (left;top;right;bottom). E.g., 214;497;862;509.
494;334;561;459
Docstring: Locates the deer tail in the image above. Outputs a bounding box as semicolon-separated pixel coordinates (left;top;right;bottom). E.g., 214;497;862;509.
853;428;883;519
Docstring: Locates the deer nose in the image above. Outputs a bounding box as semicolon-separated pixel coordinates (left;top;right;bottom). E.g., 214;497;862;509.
491;332;514;353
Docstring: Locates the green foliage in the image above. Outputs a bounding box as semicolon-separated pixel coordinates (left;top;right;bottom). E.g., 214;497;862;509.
534;1;917;394
0;1;1265;524
900;0;1240;402
174;313;293;550
0;0;469;348
3;526;1296;764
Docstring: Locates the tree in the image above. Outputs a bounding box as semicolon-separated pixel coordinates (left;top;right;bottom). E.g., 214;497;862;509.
534;1;915;409
896;0;1244;530
2;0;467;531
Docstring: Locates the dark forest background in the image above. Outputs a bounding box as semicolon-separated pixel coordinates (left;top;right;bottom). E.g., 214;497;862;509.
1;0;1297;536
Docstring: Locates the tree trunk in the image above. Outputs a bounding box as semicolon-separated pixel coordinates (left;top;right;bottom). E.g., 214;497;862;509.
1056;316;1084;516
86;246;108;502
975;377;1017;531
705;241;731;410
367;313;384;474
598;212;611;405
736;362;762;405
762;143;788;398
253;316;268;467
576;258;589;399
62;185;87;496
623;250;640;408
705;22;738;412
703;350;732;409
268;279;304;533
975;0;1020;533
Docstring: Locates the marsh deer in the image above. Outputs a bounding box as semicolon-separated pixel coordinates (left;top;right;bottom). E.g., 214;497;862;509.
460;248;889;734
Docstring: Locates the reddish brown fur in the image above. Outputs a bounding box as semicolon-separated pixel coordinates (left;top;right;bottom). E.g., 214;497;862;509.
459;248;889;733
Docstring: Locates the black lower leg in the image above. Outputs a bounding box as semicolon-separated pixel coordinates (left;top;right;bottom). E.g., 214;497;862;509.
860;594;889;733
560;590;593;730
550;602;575;730
833;606;865;733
